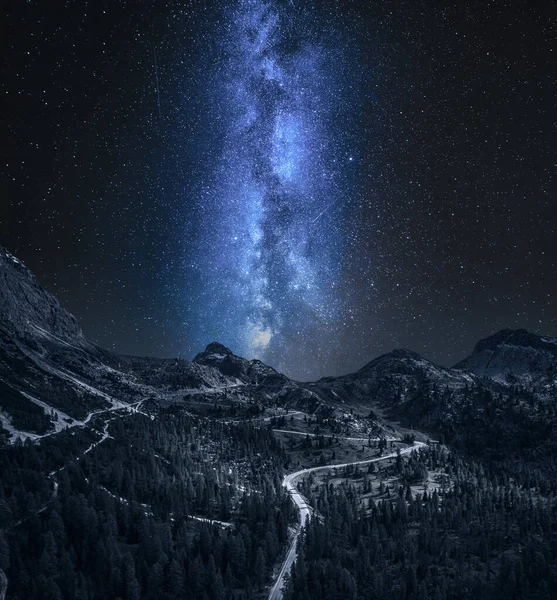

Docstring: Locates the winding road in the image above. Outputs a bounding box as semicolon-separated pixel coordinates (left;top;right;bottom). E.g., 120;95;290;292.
10;401;144;533
268;440;426;600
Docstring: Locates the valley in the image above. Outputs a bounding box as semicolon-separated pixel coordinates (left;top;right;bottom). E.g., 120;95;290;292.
1;246;556;599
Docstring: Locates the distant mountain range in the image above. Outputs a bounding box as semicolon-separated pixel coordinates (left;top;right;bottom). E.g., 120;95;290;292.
1;244;556;459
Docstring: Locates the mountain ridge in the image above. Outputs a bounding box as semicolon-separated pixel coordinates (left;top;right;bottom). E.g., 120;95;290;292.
0;246;86;347
455;327;557;386
1;244;556;452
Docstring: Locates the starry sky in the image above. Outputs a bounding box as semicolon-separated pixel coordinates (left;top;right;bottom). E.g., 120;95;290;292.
1;0;556;380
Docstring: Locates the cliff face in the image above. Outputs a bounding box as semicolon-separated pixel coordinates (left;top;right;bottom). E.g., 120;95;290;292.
193;342;290;387
454;329;557;385
0;247;85;346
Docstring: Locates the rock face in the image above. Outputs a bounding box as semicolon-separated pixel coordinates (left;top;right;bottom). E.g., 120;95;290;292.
455;329;557;385
194;342;290;387
310;348;476;407
0;247;85;345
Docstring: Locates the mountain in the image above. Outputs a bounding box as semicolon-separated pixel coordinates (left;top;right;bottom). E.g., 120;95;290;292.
2;243;556;463
305;342;556;461
0;246;285;443
2;248;557;600
0;247;86;347
193;341;290;387
455;328;557;388
311;348;476;405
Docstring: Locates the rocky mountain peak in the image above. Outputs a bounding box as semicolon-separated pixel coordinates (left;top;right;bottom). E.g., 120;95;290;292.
357;348;427;374
192;341;290;386
455;328;557;384
0;245;85;345
202;342;234;356
388;348;424;361
472;329;557;355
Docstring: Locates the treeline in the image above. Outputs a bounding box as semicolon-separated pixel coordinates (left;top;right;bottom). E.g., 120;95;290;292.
403;382;557;454
0;378;52;434
79;410;289;521
285;446;557;600
387;380;557;491
1;408;295;599
0;426;101;523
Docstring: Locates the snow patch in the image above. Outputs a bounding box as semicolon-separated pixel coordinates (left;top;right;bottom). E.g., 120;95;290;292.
20;391;75;432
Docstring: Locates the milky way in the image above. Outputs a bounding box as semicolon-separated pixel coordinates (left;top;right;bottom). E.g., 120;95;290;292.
3;1;556;381
190;1;349;373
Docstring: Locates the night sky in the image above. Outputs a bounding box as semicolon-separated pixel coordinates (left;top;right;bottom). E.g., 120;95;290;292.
2;1;556;380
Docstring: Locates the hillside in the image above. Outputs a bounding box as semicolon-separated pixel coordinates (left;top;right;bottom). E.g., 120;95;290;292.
0;247;281;442
1;246;557;600
2;244;556;463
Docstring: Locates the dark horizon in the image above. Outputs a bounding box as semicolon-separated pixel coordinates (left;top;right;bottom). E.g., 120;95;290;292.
4;241;554;384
